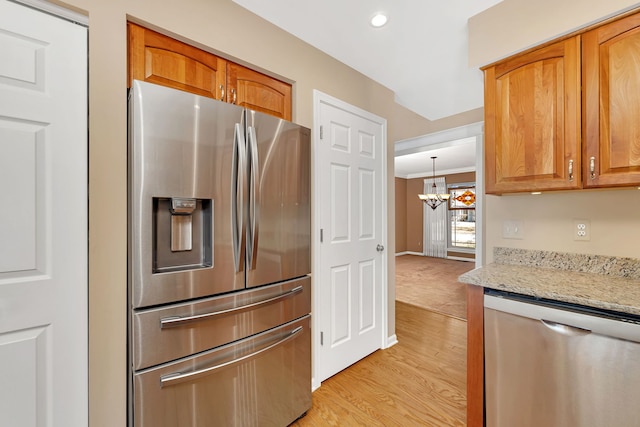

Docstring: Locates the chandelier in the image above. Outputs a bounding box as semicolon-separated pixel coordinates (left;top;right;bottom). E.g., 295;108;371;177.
418;156;450;210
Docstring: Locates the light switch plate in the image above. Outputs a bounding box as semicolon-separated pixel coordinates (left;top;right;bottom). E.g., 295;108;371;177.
503;220;524;239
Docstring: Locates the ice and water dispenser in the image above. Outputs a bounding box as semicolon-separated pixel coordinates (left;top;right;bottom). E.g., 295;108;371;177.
152;197;213;273
129;79;251;309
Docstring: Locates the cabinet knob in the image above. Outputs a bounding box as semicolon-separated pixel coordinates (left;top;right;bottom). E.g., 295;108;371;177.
590;157;596;180
219;85;225;102
231;88;237;105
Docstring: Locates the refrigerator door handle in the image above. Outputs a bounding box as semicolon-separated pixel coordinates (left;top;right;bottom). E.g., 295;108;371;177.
247;125;260;270
159;326;304;388
159;285;304;328
232;123;247;273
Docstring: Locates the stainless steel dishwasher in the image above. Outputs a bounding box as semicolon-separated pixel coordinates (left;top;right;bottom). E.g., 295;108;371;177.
484;289;640;427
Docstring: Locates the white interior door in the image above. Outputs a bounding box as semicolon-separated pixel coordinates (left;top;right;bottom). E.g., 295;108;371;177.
0;1;87;425
314;91;387;383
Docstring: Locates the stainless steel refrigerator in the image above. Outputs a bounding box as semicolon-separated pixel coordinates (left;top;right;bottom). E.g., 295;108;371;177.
127;80;311;427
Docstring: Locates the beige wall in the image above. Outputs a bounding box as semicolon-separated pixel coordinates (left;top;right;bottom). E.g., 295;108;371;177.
484;190;640;263
399;172;476;254
392;106;484;143
469;0;640;66
470;0;640;264
42;0;488;424
395;178;407;253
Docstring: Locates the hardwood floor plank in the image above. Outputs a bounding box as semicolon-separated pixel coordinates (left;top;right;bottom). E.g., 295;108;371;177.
293;302;467;426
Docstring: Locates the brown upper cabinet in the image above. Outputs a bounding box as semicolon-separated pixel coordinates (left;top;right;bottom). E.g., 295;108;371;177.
583;12;640;188
484;10;640;194
128;23;292;121
484;36;581;194
227;63;292;120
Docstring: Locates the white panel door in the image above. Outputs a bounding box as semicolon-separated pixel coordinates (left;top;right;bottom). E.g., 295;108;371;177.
316;93;386;382
0;1;87;425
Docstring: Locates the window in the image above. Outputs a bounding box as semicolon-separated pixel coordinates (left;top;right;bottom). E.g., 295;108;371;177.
448;184;476;250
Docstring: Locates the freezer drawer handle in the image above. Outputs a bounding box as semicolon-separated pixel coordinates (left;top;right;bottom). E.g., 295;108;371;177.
160;325;304;388
160;285;304;328
540;319;592;336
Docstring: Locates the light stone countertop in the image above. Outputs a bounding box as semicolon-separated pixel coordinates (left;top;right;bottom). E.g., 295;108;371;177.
459;247;640;316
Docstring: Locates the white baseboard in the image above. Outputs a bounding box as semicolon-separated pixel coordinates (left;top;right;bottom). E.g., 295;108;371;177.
395;251;423;256
385;334;398;348
447;256;475;262
397;252;474;262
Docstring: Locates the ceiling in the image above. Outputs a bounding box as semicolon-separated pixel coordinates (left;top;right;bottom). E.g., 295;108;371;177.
232;0;500;176
231;0;502;121
395;141;476;179
394;125;479;178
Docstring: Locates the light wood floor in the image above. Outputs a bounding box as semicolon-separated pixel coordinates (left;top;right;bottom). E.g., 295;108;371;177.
292;301;467;426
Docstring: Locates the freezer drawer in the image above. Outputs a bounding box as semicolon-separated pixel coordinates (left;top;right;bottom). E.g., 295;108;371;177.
484;294;640;427
133;315;311;427
132;276;310;370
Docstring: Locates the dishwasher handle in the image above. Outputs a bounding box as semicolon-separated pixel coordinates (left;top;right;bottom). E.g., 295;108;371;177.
541;319;592;336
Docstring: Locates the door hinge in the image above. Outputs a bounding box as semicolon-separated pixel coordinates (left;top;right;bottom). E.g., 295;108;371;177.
320;125;323;140
320;331;323;346
320;228;324;243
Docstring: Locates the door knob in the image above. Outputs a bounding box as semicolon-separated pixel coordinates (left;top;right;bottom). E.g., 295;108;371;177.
376;244;385;252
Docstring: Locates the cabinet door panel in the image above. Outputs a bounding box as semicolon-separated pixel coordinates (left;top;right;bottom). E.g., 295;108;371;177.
496;58;561;179
583;14;640;187
227;63;292;121
485;37;581;194
128;23;226;100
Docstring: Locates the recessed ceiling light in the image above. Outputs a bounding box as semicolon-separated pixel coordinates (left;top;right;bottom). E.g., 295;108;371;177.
370;13;388;28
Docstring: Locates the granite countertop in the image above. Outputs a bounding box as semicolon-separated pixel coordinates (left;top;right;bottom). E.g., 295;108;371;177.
459;247;640;316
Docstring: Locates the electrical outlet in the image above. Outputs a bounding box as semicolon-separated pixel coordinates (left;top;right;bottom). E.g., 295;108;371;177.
573;219;590;241
502;220;524;239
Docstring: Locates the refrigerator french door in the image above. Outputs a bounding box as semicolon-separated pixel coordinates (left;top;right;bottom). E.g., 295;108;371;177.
129;80;310;309
128;80;311;427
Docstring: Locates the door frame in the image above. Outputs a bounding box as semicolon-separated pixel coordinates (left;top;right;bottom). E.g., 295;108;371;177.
14;0;88;23
311;90;389;390
395;122;485;267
